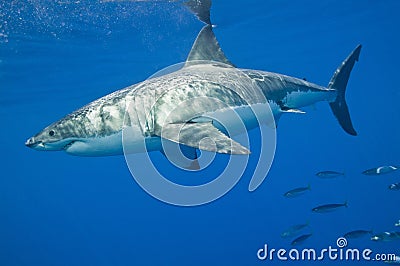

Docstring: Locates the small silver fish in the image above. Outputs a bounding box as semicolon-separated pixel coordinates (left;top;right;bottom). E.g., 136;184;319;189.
388;183;400;191
291;233;312;246
316;171;344;178
395;220;400;227
371;231;400;242
312;202;348;213
281;222;310;238
362;165;399;176
283;185;311;198
343;229;373;239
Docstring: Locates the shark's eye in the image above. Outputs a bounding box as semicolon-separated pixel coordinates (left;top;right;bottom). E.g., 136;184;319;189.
49;130;55;136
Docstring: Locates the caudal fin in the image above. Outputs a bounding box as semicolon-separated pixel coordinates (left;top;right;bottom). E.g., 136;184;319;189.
328;45;362;136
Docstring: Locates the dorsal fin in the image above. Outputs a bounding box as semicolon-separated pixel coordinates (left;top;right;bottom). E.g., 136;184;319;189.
185;25;235;67
183;0;212;25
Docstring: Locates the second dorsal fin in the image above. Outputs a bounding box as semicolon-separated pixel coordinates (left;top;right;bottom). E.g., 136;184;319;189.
185;25;235;67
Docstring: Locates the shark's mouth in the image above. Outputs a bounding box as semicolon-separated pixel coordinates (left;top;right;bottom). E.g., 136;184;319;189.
37;139;78;151
63;140;76;150
25;135;80;151
31;141;45;150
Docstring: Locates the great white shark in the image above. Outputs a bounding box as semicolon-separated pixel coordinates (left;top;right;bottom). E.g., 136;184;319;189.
26;0;361;183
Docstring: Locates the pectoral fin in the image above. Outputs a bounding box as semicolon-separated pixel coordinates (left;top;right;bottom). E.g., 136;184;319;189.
160;143;200;170
158;122;250;155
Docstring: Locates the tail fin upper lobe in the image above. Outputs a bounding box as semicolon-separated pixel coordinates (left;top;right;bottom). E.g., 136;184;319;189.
328;45;362;136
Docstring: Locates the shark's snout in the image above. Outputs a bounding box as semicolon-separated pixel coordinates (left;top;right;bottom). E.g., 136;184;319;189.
26;137;47;150
25;137;37;148
25;137;45;150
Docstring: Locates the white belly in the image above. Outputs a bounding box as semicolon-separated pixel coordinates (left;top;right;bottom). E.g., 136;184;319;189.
64;125;161;156
65;132;125;156
285;90;336;108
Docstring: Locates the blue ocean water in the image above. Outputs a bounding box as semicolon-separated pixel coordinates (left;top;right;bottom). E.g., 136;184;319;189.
1;1;400;265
